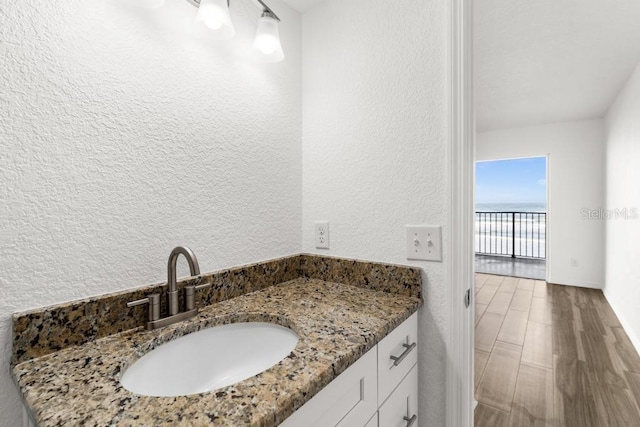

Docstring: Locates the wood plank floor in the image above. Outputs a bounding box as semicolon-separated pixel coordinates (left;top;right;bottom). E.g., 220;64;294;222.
474;273;640;426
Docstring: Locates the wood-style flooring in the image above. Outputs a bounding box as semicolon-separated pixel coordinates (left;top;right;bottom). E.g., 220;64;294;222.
474;273;640;426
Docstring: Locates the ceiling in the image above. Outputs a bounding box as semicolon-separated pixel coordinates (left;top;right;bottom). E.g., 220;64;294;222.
280;0;324;13
475;0;640;132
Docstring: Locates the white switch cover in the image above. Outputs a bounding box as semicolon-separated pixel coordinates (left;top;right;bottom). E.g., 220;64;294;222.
315;221;329;249
406;225;442;261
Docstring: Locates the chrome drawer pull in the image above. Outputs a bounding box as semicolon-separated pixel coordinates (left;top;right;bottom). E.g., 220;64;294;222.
403;414;417;427
390;342;417;366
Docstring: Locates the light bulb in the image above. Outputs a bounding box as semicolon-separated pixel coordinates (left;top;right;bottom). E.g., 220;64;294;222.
251;13;284;63
196;0;235;40
258;37;276;55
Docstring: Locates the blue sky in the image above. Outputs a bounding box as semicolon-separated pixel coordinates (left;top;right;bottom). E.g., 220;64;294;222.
476;157;547;204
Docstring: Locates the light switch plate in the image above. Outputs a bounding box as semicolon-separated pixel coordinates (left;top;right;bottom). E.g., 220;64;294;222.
406;225;442;261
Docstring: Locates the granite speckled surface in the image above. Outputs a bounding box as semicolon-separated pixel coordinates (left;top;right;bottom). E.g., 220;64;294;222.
300;254;422;299
11;255;302;365
13;278;421;426
12;254;421;365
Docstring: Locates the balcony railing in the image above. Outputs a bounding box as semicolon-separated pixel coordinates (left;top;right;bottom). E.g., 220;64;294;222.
475;211;546;259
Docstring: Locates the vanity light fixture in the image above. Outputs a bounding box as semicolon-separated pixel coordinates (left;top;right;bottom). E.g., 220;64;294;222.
251;10;284;62
195;0;235;40
148;0;285;62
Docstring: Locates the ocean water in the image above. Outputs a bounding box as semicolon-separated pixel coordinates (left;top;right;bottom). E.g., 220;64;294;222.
474;202;547;257
475;202;546;213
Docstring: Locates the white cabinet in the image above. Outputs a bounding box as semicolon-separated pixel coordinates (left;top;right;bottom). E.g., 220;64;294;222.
280;347;378;427
364;413;379;427
377;312;419;405
379;364;419;427
22;406;36;427
279;313;418;427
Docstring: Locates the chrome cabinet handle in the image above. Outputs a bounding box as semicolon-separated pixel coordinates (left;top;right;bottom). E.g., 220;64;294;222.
390;342;417;366
403;415;417;427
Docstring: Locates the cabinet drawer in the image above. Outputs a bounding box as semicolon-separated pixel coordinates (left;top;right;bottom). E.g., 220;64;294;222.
377;312;418;405
378;364;419;427
279;346;377;427
364;412;378;427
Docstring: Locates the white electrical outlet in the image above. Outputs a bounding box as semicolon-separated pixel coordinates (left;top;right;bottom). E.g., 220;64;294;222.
406;225;442;261
315;221;330;249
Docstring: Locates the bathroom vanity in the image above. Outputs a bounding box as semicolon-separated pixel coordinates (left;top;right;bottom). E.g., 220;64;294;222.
279;312;418;427
11;254;422;426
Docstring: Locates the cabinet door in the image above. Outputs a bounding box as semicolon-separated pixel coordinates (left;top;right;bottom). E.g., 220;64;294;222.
378;364;418;427
378;313;418;405
23;404;35;427
279;346;377;427
364;412;378;427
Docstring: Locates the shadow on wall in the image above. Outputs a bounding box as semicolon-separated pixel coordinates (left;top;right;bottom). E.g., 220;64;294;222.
418;274;447;427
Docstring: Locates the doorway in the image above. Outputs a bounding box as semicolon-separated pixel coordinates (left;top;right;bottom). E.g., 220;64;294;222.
466;0;640;423
474;156;547;280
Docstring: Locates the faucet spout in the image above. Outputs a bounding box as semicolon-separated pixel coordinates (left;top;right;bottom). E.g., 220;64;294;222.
167;246;200;316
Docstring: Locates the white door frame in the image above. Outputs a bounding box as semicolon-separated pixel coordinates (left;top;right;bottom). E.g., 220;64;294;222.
446;0;475;426
545;153;552;283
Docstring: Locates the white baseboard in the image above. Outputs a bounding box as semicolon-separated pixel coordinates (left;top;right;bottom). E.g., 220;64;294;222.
546;276;602;289
602;289;640;357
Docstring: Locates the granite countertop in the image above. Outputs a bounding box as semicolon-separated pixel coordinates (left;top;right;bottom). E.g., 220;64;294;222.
12;278;421;426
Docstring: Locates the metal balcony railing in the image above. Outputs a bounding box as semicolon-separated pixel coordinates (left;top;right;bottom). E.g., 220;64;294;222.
475;212;546;259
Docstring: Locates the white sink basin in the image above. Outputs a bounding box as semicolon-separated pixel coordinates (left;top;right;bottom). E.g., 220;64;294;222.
120;322;298;397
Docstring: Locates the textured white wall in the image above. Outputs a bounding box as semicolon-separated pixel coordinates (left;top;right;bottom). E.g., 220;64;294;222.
301;1;449;425
604;64;640;354
0;0;301;424
477;120;606;288
281;0;323;13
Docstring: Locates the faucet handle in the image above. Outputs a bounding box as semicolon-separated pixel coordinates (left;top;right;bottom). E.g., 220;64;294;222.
184;283;213;311
127;293;161;322
194;283;213;291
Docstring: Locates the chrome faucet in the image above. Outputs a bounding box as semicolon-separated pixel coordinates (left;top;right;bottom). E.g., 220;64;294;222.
127;246;211;330
167;246;200;316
